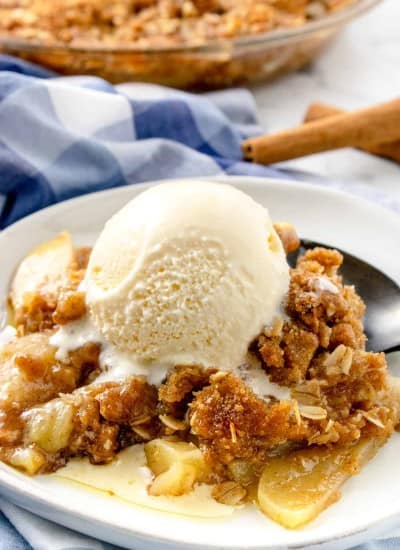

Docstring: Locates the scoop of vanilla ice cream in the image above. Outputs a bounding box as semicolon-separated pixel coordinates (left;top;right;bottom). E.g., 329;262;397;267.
85;180;289;370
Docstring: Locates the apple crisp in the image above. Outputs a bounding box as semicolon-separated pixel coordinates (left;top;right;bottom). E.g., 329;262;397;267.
0;223;398;528
0;0;359;48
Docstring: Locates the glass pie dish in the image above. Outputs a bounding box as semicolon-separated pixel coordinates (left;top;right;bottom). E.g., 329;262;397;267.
0;0;380;89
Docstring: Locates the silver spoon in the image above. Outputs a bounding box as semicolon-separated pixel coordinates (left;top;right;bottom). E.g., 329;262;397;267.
288;240;400;354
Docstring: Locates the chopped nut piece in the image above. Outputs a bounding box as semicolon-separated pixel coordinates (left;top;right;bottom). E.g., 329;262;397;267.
131;416;152;426
230;422;237;443
292;381;321;406
299;406;327;421
273;222;300;254
264;317;284;338
325;419;335;433
159;415;187;431
360;410;385;430
323;344;353;375
292;400;302;426
132;426;153;440
211;371;229;382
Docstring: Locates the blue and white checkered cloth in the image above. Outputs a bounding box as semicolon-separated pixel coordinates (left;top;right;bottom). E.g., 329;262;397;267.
0;54;399;550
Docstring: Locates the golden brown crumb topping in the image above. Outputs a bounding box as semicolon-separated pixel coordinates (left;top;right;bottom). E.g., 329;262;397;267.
52;291;87;325
0;236;398;492
159;364;215;417
287;248;364;337
11;246;91;335
67;378;160;466
0;0;358;48
189;372;307;464
0;332;95;413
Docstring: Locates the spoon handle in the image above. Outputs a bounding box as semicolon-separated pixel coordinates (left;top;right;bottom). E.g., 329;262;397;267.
384;345;400;354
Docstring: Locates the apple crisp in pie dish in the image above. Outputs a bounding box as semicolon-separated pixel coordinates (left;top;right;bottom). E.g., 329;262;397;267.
0;1;375;88
0;180;398;529
0;0;359;49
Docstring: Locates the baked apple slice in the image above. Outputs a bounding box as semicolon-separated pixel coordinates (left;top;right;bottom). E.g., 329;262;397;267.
258;436;386;529
9;232;76;330
145;438;210;496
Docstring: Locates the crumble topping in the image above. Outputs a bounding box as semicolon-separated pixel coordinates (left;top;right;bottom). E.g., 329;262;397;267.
0;0;359;49
10;245;89;336
0;225;398;514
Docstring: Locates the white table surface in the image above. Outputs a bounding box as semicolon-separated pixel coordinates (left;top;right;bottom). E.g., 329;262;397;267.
250;0;400;201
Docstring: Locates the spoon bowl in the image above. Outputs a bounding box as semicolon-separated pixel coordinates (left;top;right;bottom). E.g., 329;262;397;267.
288;240;400;354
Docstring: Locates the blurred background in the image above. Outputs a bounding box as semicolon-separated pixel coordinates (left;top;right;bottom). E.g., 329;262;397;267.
251;0;399;197
1;0;398;198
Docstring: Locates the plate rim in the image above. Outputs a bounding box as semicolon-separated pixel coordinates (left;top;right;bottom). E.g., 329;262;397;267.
0;175;399;550
2;175;400;243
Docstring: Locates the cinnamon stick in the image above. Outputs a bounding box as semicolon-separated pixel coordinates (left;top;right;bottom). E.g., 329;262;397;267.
304;102;400;163
242;97;400;165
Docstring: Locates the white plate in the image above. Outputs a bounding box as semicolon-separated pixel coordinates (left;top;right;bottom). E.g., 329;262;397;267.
0;176;399;550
